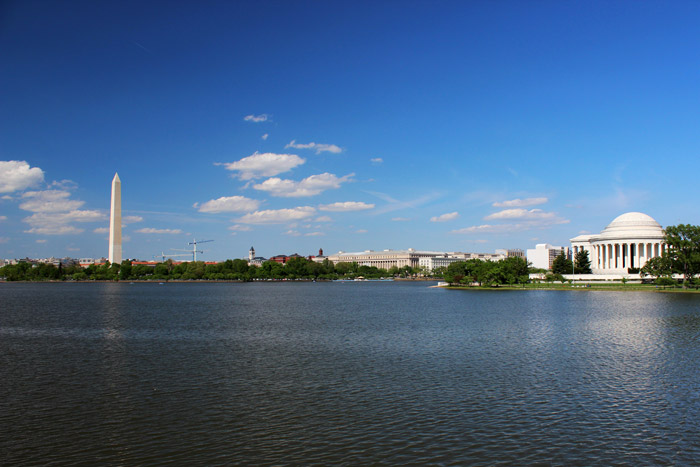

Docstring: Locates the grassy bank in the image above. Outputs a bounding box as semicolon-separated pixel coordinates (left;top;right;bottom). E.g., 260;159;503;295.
443;282;700;293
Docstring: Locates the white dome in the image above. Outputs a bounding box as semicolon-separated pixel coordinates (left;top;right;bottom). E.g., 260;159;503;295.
599;212;664;239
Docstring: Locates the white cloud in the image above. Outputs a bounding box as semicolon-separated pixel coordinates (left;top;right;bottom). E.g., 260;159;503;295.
237;206;316;224
493;197;548;208
94;227;109;234
371;157;383;165
229;224;252;232
284;230;301;236
23;210;104;235
285;140;343;154
450;224;513;234
451;217;570;235
123;215;143;224
356;229;368;234
305;231;325;237
0;215;6;221
261;133;269;140
392;217;411;222
450;207;570;236
24;225;83;235
253;173;353;197
136;228;183;234
196;195;261;213
368;190;443;215
219;152;305;180
50;179;78;190
318;201;375;212
0;237;8;243
430;212;459;222
485;208;561;221
36;239;47;243
20;190;84;212
244;114;269;123
0;161;44;193
18;188;105;235
315;216;332;222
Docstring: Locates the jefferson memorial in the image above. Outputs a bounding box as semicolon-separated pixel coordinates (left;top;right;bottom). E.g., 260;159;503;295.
570;212;666;274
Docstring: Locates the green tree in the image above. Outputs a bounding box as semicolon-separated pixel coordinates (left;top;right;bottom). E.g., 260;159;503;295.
230;259;249;274
321;258;335;275
335;262;353;276
551;252;573;274
499;256;530;285
443;261;467;284
574;250;592;274
284;256;309;278
640;255;674;281
663;224;700;287
119;260;132;280
431;266;446;278
464;259;485;285
305;260;323;278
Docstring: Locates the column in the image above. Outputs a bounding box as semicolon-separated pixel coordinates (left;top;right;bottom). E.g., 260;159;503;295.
602;244;606;269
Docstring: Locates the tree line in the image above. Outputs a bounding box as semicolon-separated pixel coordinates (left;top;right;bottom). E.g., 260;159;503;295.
640;224;700;288
0;257;425;282
442;257;530;286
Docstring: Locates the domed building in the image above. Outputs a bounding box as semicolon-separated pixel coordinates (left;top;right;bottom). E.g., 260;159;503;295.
570;212;666;274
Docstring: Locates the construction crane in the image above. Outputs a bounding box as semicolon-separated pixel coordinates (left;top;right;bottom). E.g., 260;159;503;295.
172;239;214;262
152;252;190;262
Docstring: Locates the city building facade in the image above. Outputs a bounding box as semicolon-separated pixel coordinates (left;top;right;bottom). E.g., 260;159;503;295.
526;244;569;270
324;249;444;270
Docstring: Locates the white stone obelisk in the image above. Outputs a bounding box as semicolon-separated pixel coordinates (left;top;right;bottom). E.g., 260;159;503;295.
108;173;122;264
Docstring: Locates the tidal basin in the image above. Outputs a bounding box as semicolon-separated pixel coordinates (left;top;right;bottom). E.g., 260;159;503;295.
2;281;700;464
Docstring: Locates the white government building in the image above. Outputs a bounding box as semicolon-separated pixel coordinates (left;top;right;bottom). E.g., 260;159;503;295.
570;212;666;274
321;249;517;271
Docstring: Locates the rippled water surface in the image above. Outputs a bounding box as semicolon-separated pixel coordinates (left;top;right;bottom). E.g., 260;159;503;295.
2;282;700;465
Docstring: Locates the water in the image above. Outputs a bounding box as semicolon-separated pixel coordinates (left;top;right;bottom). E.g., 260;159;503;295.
2;282;700;465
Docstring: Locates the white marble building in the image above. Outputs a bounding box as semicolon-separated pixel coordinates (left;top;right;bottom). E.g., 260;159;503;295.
325;249;443;270
570;212;666;274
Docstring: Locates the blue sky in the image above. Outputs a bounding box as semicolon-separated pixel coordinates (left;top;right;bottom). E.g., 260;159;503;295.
1;1;699;261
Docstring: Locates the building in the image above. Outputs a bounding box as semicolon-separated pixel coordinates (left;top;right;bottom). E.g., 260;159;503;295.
269;253;305;264
419;252;506;272
495;248;525;258
570;212;665;274
324;249;444;270
526;244;569;270
247;246;267;266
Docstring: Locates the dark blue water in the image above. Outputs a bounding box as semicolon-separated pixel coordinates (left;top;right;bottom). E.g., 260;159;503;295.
2;282;700;465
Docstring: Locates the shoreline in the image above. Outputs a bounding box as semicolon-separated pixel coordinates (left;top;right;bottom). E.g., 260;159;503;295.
440;284;700;293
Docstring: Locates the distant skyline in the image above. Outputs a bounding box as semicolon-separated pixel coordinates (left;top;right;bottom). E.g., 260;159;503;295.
2;1;699;261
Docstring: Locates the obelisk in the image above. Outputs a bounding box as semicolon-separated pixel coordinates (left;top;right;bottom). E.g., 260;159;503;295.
108;173;122;264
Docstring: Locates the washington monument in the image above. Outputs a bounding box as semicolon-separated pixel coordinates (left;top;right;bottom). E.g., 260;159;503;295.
109;173;122;264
